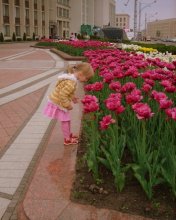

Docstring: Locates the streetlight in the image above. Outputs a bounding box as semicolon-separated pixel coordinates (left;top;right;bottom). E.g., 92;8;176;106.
138;0;157;33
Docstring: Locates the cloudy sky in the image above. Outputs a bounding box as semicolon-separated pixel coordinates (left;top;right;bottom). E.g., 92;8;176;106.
116;0;176;29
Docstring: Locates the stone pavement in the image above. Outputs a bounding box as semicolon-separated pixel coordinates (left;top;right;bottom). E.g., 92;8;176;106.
0;42;151;220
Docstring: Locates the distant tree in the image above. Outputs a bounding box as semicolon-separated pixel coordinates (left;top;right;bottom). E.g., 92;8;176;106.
0;32;4;42
23;32;27;41
12;32;16;41
32;32;35;40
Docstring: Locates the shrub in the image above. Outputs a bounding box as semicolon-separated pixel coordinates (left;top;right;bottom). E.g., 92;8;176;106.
12;32;16;41
0;32;4;42
23;32;26;41
32;32;35;40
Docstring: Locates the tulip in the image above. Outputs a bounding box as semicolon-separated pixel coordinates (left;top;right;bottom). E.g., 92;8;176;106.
99;115;116;130
132;103;154;120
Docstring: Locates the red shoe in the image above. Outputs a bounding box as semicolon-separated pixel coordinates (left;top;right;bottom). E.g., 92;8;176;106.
70;133;79;140
64;138;78;146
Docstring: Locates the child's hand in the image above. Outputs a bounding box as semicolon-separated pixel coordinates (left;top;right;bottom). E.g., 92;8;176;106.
72;97;79;104
67;105;73;110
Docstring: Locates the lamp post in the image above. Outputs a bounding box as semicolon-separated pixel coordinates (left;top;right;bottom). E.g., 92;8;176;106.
138;0;157;33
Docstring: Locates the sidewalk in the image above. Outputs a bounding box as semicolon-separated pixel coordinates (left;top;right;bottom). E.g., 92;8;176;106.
16;87;150;220
15;72;150;220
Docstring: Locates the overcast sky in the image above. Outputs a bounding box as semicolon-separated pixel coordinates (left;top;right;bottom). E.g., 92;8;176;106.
116;0;176;29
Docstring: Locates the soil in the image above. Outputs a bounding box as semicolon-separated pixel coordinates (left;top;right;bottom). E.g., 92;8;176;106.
70;132;176;220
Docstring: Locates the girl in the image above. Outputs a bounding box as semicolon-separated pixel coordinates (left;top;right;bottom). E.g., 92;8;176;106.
43;62;94;145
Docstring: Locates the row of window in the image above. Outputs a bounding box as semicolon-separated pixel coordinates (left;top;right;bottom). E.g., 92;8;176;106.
116;17;127;22
116;23;127;27
57;7;69;18
3;25;70;38
57;0;70;6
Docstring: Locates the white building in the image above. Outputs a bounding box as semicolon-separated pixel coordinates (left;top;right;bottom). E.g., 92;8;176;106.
70;0;116;34
115;13;130;29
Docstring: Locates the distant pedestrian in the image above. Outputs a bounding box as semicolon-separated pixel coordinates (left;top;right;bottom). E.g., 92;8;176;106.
43;63;94;145
70;32;75;41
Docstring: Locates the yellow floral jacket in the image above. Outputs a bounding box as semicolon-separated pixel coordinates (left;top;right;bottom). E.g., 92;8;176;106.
49;73;77;111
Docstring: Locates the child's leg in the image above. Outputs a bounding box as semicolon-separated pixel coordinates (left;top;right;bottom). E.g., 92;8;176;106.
61;121;71;140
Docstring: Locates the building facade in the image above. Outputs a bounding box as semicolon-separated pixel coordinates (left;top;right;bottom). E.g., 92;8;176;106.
0;0;51;40
54;0;70;38
0;0;116;40
0;0;71;40
70;0;116;35
115;13;130;29
147;18;176;39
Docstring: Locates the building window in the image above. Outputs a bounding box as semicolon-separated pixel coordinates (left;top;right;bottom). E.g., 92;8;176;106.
66;10;69;18
34;0;37;9
59;8;62;16
15;7;20;18
15;26;20;36
116;18;118;22
42;27;45;36
67;22;69;28
42;12;45;21
34;11;37;20
34;27;38;35
25;0;29;8
124;17;126;22
120;18;122;22
63;9;66;17
3;4;9;16
25;9;29;18
26;26;30;36
15;0;20;6
2;0;9;3
3;25;10;36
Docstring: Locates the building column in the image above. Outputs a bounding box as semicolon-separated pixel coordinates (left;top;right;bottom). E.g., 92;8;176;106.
0;0;3;33
10;0;15;38
20;0;25;39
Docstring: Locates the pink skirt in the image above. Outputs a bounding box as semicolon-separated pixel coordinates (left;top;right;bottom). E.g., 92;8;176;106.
43;101;70;121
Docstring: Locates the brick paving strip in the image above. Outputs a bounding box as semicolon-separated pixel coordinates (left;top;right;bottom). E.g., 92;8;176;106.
0;80;57;220
0;44;81;219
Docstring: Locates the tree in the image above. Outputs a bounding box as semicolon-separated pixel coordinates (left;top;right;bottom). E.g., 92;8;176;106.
23;32;27;41
12;32;16;41
32;32;35;40
0;32;4;42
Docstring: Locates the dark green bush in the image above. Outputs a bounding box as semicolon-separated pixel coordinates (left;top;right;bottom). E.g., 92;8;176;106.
23;33;26;41
0;32;4;42
12;32;16;41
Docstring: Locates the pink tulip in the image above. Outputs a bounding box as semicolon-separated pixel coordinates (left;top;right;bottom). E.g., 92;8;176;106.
165;108;176;121
142;83;152;93
121;82;136;93
99;115;116;130
159;99;173;109
132;103;154;120
109;81;121;92
151;90;168;102
126;89;143;105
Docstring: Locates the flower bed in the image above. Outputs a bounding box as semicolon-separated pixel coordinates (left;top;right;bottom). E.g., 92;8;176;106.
36;40;113;56
80;48;176;202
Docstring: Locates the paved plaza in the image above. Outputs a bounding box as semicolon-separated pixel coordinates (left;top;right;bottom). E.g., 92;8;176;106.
0;42;150;220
